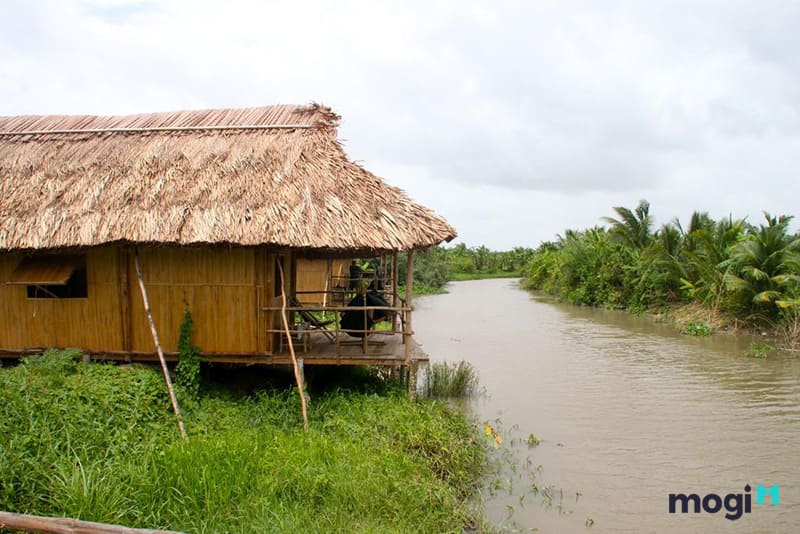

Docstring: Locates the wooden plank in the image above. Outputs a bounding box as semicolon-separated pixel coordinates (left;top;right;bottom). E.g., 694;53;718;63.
0;510;183;534
6;255;83;285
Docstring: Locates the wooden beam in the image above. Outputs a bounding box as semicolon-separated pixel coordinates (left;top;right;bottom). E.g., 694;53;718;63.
404;250;416;400
0;510;182;534
391;252;399;332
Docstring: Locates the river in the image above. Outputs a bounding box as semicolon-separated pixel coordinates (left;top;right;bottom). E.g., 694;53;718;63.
413;278;799;533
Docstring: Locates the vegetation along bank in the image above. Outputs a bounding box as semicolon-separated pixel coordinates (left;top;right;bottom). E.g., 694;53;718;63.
0;350;490;533
521;200;799;348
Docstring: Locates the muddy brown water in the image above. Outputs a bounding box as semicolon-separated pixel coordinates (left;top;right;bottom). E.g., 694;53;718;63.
413;279;799;533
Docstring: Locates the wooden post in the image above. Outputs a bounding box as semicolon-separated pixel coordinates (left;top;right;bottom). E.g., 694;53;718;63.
276;258;309;432
404;250;416;399
0;510;183;534
391;252;399;331
118;247;132;356
134;249;187;440
323;256;332;318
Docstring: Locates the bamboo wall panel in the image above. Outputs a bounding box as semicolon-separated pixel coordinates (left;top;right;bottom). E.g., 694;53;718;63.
0;248;122;350
130;247;258;354
255;248;273;354
296;258;349;304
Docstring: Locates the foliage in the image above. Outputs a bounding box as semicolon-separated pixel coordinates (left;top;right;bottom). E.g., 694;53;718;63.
0;351;490;533
682;322;713;337
742;342;775;358
398;244;535;293
522;203;800;332
422;360;480;398
174;310;203;398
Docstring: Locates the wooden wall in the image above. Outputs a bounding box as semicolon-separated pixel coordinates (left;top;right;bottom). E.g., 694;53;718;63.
0;245;275;356
0;248;123;351
130;246;272;354
295;257;350;304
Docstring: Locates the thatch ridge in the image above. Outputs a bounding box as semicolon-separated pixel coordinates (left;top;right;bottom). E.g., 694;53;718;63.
0;104;456;253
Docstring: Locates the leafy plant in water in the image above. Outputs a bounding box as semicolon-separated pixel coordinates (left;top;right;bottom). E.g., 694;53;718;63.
742;342;774;358
682;322;713;336
174;310;203;398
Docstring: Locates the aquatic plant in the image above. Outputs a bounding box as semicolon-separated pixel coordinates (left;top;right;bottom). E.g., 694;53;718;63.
682;322;713;336
422;360;480;398
742;342;775;358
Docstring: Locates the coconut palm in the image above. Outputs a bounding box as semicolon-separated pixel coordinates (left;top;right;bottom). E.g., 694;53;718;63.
602;199;653;249
724;213;800;317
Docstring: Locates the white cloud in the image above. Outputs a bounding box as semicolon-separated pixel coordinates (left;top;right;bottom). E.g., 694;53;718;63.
1;0;798;247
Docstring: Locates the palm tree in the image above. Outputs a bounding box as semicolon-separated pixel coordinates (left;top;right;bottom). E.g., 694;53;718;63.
724;213;800;317
602;199;653;249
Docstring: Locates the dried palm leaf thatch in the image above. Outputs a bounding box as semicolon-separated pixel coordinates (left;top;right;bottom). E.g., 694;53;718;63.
0;104;455;253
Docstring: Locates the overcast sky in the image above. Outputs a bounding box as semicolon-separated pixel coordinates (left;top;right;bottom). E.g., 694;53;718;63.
2;0;798;249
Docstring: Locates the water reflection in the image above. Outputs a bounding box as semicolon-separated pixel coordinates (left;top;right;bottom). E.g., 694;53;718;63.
414;279;799;533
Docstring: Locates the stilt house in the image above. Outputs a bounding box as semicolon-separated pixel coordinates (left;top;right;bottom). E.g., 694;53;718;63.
0;104;455;369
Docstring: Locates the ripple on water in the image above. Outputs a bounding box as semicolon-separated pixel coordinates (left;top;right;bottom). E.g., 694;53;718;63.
414;280;800;533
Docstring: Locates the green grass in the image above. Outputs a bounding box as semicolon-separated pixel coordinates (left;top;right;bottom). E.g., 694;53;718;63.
450;271;521;281
422;360;480;398
398;284;448;297
0;351;490;533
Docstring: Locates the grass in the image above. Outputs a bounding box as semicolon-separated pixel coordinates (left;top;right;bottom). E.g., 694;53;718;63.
0;350;490;533
450;271;521;282
422;360;480;398
398;283;448;296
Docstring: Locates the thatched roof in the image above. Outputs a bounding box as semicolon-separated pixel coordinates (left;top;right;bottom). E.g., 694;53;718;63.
0;104;455;254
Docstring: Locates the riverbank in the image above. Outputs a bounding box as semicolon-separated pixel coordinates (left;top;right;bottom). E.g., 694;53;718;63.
527;286;799;353
0;351;490;533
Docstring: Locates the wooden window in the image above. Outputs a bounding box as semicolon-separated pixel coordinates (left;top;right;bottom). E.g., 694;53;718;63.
8;255;88;299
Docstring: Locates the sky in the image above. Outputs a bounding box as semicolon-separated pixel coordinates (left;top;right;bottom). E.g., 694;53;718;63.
2;0;798;249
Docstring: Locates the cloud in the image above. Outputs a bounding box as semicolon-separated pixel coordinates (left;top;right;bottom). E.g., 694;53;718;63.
1;0;798;247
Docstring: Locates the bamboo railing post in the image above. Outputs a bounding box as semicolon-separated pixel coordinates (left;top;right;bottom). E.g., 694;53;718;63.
391;252;399;332
277;258;309;432
133;249;186;439
404;250;416;400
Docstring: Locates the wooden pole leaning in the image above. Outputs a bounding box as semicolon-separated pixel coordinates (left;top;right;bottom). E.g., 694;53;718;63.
133;248;187;440
277;258;309;432
0;510;183;534
404;250;417;400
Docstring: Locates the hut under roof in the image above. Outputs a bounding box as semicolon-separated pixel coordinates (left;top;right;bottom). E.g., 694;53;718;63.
0;104;455;365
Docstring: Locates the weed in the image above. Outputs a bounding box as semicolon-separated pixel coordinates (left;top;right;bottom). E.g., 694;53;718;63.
682;322;713;336
743;342;775;358
422;360;480;398
174;310;203;399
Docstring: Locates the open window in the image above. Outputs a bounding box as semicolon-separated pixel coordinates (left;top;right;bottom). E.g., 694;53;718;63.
8;255;88;299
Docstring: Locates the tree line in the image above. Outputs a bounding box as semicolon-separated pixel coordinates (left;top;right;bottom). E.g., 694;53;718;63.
399;244;536;292
521;200;799;328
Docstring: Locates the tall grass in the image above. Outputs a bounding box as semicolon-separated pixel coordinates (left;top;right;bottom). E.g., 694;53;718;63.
422;360;480;398
0;351;489;533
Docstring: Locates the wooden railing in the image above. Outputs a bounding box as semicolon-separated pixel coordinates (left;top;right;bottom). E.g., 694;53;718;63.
262;303;411;356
